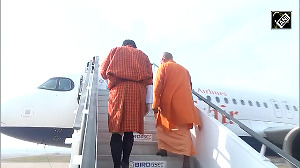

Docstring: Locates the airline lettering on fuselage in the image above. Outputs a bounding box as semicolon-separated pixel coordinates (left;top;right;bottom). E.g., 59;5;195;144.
198;88;227;97
209;107;239;124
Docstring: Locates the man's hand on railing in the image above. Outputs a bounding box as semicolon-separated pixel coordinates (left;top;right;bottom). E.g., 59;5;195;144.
152;108;159;114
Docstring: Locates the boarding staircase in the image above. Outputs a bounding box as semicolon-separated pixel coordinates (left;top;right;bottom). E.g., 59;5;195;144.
97;89;186;168
67;56;300;168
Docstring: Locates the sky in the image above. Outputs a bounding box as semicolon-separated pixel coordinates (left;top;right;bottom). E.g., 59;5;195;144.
1;0;299;156
1;0;299;100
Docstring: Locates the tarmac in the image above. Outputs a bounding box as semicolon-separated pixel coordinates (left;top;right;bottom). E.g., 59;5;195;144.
1;162;69;168
1;154;70;168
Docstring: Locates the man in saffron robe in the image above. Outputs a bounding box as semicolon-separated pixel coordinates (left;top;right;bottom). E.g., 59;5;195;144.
152;52;202;168
100;39;153;168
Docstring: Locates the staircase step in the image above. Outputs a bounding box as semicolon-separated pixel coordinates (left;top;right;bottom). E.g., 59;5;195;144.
97;140;159;155
97;155;183;168
97;113;156;122
97;129;158;142
97;155;202;168
97;121;156;132
97;112;156;120
97;113;157;131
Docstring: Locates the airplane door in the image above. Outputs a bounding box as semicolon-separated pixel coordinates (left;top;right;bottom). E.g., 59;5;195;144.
270;99;283;118
281;101;293;119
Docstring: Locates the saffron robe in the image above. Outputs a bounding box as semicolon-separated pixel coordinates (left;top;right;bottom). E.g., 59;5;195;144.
100;46;153;134
156;122;197;156
153;60;201;156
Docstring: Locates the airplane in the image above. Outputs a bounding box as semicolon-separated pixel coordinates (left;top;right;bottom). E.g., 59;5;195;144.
1;63;299;163
193;85;299;158
0;73;83;147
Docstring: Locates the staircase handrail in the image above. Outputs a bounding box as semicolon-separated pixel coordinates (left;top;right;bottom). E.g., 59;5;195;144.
81;56;99;168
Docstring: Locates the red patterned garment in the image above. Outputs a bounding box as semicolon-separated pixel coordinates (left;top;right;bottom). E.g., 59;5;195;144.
100;46;153;134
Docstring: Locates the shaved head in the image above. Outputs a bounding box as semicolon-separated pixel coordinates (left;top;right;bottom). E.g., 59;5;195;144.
163;52;173;61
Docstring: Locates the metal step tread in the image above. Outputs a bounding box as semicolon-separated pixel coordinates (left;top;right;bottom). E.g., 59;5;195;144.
97;128;157;133
97;142;158;155
97;155;201;168
98;140;158;145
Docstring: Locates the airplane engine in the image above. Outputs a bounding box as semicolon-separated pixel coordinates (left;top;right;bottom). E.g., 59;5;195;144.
283;126;300;168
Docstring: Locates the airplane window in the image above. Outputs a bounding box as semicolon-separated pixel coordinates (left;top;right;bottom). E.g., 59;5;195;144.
215;97;220;103
256;101;260;107
293;106;298;111
240;100;245;105
224;98;229;104
285;105;290;111
38;78;58;90
232;99;237;105
263;102;268;108
206;96;211;101
57;78;74;91
248;100;253;106
58;78;72;91
38;77;74;91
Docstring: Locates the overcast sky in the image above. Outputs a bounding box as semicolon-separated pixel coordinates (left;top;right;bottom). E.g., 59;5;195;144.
1;0;299;101
0;0;299;156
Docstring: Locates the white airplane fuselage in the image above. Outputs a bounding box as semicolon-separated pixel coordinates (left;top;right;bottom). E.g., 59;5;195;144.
1;71;299;159
194;87;299;151
1;74;81;147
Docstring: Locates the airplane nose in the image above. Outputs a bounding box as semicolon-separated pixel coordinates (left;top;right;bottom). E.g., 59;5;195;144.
1;98;17;127
0;92;38;140
0;121;6;126
1;92;37;128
